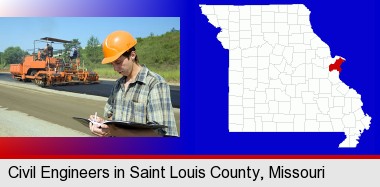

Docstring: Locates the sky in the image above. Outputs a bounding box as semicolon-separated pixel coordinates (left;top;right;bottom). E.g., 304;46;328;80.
0;17;180;52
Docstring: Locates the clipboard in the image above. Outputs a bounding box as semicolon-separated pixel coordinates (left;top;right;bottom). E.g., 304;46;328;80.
72;117;167;129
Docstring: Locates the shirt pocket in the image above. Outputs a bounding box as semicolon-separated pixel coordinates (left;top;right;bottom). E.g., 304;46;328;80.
125;100;147;124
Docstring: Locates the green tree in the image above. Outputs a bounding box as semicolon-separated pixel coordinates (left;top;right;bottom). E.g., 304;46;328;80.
170;27;178;32
63;39;81;51
0;52;4;69
2;47;28;65
84;35;102;65
0;52;3;65
62;39;81;60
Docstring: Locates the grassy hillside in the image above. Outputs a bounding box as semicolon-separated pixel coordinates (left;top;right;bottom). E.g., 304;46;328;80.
92;30;180;83
137;30;180;70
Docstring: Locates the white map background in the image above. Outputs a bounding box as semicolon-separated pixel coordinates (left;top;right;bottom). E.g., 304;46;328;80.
200;4;371;148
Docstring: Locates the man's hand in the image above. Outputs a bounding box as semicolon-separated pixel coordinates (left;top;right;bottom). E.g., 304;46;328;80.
88;115;112;137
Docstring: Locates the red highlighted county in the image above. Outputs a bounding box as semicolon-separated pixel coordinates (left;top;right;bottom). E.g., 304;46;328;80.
329;57;345;73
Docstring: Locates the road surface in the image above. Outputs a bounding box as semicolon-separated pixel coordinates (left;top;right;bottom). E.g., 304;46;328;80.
0;72;180;108
0;74;180;136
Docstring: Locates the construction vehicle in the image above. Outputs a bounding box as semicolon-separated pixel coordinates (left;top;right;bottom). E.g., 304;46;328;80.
10;37;99;87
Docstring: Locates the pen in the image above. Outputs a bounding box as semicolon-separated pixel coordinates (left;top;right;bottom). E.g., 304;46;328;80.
93;112;101;128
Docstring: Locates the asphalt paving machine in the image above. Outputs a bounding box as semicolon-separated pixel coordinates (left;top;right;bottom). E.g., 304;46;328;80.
9;37;99;87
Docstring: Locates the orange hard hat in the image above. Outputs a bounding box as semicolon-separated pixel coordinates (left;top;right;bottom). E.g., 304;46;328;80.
101;30;137;64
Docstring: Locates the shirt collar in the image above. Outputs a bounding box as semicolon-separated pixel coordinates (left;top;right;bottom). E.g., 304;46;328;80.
134;65;148;84
117;65;148;85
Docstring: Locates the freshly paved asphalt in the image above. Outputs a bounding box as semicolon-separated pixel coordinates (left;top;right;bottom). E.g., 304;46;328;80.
0;73;180;108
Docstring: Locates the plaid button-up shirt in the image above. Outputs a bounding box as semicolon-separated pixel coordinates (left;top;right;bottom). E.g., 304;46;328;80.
104;65;178;136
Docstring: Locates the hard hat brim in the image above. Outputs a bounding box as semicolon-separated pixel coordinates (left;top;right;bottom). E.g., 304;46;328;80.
101;51;125;64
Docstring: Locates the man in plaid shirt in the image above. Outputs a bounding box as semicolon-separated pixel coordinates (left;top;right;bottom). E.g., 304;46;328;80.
89;30;178;137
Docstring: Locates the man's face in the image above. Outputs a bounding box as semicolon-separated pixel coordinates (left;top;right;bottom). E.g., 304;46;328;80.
111;54;134;77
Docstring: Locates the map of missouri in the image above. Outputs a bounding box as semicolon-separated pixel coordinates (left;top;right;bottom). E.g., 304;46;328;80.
200;4;371;148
